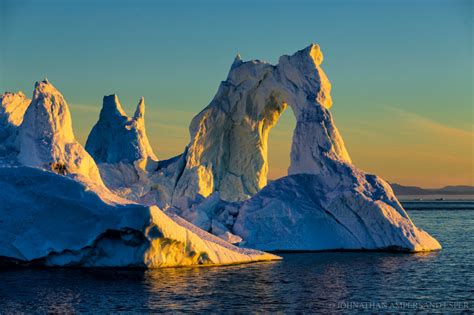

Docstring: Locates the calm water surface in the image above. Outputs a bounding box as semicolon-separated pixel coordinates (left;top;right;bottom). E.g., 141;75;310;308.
1;210;473;313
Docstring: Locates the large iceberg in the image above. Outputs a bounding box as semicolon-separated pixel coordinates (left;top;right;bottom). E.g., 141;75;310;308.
0;81;279;267
1;44;441;263
86;44;440;252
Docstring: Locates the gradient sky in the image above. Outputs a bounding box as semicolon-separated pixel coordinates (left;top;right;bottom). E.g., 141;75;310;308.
1;0;472;187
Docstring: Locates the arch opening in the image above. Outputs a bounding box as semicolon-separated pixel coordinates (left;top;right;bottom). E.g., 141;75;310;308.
266;105;296;183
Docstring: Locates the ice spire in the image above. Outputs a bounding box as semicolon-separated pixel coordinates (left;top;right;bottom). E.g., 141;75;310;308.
100;94;127;119
133;96;145;120
231;53;243;69
18;79;103;183
86;94;157;168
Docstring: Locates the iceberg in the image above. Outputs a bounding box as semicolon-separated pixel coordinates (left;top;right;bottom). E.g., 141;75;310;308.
0;43;441;266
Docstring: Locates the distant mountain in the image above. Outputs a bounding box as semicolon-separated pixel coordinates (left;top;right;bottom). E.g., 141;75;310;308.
391;183;474;195
440;186;474;193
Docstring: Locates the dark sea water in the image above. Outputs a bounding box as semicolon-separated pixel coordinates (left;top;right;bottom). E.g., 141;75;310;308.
0;210;473;313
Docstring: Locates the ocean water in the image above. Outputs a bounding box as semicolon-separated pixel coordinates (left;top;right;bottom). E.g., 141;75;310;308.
0;210;473;313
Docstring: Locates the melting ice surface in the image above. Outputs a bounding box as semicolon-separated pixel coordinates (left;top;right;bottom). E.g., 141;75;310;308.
0;210;472;313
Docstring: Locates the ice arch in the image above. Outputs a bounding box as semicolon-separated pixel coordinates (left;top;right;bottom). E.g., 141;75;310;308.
172;44;351;204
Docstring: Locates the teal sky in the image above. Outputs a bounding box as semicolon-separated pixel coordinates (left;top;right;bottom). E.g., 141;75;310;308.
1;0;472;187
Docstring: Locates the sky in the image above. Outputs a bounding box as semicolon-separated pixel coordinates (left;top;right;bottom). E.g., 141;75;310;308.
1;0;472;187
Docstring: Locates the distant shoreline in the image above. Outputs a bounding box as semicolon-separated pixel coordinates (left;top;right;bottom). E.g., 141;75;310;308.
391;183;474;196
397;194;474;201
